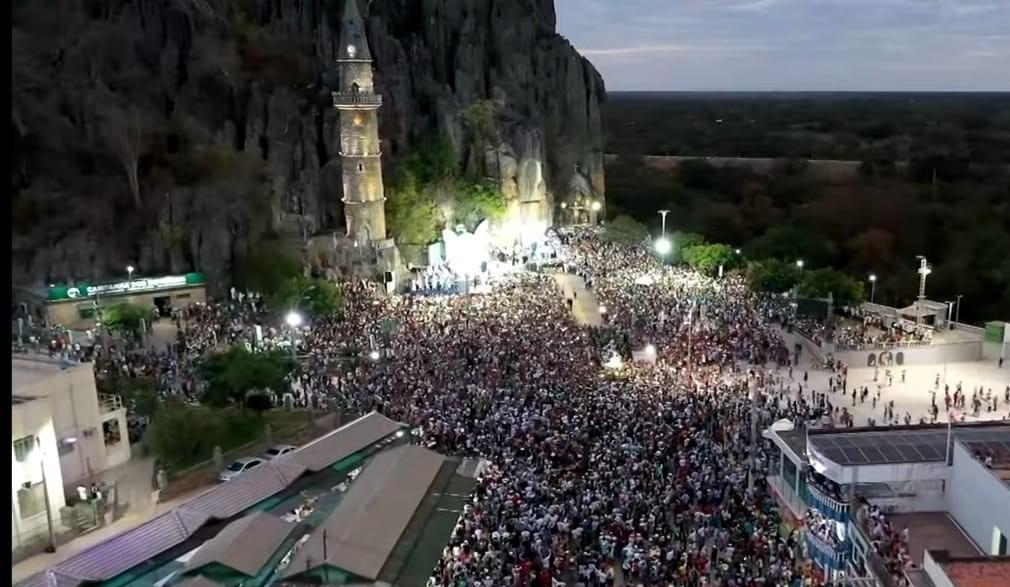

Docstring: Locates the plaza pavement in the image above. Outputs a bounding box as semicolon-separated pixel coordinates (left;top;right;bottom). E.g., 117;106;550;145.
771;330;1009;426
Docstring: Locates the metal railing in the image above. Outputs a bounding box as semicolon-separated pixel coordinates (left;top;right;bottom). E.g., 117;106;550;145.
806;483;850;522
804;530;849;570
950;321;984;336
834;340;931;352
331;91;382;107
99;394;123;413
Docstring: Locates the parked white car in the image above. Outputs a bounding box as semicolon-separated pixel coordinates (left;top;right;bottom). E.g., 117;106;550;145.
262;444;297;460
218;456;264;482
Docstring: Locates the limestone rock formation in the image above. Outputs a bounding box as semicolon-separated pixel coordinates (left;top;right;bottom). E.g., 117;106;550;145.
11;0;605;291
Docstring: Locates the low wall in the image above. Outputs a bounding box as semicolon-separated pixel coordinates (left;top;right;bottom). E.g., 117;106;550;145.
834;341;983;367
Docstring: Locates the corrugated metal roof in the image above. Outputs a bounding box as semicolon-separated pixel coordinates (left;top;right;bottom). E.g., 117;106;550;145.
184;512;294;577
15;412;399;587
290;411;405;472
56;509;211;583
183;460;306;519
285;445;446;581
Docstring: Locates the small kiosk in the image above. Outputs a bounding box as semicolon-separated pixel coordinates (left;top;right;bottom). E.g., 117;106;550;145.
30;272;207;329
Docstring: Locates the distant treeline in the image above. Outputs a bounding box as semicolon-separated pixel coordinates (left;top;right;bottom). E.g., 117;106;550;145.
603;93;1010;324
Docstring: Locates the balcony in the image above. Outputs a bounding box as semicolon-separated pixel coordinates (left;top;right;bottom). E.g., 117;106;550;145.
768;475;807;520
804;529;850;572
805;483;851;523
331;91;382;108
98;393;123;414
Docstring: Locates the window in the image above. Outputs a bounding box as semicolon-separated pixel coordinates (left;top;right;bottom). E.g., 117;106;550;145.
13;436;35;463
175;293;191;300
358;163;364;172
58;438;76;456
78;304;97;319
17;482;46;518
103;419;122;447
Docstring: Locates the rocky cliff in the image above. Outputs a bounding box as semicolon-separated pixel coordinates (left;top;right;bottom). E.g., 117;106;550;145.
11;0;605;291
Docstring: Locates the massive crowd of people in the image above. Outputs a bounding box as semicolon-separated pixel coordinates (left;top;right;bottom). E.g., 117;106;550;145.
31;227;1008;586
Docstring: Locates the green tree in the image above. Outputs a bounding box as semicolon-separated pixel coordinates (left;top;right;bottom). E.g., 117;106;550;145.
400;137;457;186
603;215;649;244
236;240;301;298
798;268;865;306
682;244;739;276
672;231;707;250
101;303;150;335
453;180;506;231
269;277;343;318
198;346;294;407
745;225;835;267
146;402;263;470
385;173;440;245
747;260;802;294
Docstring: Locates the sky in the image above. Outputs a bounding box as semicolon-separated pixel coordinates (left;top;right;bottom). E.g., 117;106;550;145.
554;0;1010;92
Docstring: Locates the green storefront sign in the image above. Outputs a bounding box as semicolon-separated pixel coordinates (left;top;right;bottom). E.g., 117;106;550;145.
47;272;206;302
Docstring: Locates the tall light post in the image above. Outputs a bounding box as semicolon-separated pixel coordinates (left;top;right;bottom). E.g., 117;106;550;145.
868;274;877;304
658;209;670;237
285;311;303;361
127;265;135;284
955;294;963;324
795;259;804;270
916;256;932;325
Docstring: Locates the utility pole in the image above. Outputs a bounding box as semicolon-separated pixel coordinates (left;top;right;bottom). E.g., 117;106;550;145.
748;379;759;493
38;439;56;553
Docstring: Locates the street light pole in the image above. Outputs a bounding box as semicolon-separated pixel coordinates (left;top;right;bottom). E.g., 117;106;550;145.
658;210;670;237
748;379;758;493
955;294;963;324
869;274;877;304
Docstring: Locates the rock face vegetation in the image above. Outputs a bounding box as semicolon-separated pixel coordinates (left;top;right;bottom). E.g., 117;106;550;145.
12;0;605;289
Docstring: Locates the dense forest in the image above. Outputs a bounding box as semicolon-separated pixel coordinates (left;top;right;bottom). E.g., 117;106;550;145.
603;92;1010;324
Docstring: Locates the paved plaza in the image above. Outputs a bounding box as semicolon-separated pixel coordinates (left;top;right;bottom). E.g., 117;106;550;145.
778;330;1009;426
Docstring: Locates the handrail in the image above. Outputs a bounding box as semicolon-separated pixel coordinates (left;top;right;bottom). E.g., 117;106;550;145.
98;393;123;413
834;340;931;352
807;483;850;517
331;92;382;107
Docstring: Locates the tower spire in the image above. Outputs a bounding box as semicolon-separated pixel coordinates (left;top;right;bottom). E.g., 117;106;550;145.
338;0;371;62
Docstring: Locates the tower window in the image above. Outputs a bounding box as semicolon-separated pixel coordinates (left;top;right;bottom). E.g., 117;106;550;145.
353;114;363;126
358;163;364;172
347;44;357;58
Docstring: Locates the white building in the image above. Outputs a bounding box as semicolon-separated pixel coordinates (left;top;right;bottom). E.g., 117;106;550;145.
764;422;1010;585
12;392;66;553
11;355;130;552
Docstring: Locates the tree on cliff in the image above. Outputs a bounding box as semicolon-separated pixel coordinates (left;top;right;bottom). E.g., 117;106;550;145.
98;100;152;209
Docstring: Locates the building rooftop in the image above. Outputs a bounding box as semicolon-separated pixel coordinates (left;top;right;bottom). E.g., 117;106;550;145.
11;355;81;391
183;511;294;577
942;558;1010;587
889;512;982;566
284;445;446;582
928;551;1010;587
808;423;1010;467
15;411;410;587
